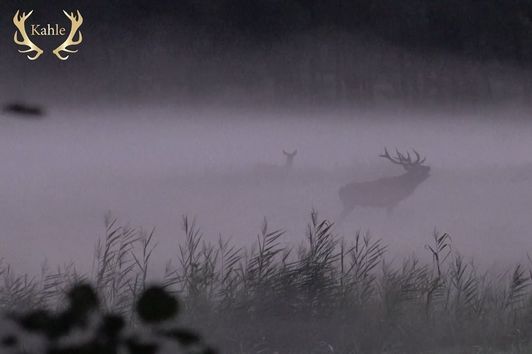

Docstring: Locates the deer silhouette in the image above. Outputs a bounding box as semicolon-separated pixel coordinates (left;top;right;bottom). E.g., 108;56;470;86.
283;149;297;168
251;149;298;178
339;148;430;220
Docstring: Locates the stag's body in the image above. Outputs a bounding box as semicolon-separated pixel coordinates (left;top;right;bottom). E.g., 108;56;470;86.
339;149;430;219
339;170;429;209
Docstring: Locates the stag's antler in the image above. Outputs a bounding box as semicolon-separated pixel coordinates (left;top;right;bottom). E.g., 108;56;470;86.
53;10;83;60
380;148;426;166
13;11;44;61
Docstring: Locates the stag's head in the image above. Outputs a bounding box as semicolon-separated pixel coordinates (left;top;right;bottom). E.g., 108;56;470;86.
380;148;430;177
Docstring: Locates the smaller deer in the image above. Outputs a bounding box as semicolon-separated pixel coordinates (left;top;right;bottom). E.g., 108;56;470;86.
339;148;430;220
283;150;297;169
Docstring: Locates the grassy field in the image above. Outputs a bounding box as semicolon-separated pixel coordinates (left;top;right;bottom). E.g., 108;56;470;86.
2;211;532;353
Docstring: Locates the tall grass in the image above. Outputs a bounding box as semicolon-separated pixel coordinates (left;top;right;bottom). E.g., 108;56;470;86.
2;211;532;353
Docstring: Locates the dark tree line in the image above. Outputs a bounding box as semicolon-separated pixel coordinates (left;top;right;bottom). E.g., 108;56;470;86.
88;0;532;63
2;0;532;105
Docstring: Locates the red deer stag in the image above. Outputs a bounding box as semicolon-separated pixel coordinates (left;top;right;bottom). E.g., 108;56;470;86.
339;148;430;220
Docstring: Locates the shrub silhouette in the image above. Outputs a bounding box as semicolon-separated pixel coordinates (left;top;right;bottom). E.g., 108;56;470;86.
136;286;179;323
1;283;216;354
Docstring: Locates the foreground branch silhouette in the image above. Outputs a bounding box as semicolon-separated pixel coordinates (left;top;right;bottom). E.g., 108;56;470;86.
1;284;216;354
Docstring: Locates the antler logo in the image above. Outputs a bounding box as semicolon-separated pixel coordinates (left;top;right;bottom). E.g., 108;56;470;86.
53;11;83;60
12;10;84;61
13;11;44;60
